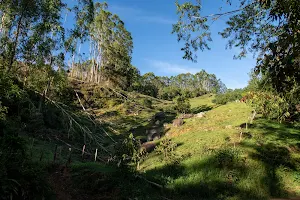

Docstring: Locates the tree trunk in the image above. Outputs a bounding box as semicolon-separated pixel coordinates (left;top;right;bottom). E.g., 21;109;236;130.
7;13;23;73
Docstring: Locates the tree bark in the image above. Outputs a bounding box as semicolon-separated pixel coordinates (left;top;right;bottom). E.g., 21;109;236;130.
7;13;23;73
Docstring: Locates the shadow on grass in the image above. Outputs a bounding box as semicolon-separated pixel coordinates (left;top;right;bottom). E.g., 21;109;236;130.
250;119;300;146
129;112;177;139
143;149;270;200
142;119;300;200
191;105;213;114
239;142;300;198
240;119;300;198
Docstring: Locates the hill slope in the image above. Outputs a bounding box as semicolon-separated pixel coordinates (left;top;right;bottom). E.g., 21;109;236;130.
19;90;300;200
140;96;300;200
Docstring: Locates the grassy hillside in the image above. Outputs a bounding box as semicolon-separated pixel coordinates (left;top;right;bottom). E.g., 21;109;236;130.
139;96;300;200
20;93;300;200
190;94;216;108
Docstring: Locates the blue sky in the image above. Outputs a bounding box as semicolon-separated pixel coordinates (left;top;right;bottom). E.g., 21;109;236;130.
67;0;257;89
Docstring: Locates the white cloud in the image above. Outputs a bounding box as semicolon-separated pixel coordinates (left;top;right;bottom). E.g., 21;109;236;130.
110;5;175;25
147;59;200;75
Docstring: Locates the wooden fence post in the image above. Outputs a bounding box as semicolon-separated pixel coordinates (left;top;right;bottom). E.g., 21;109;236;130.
239;132;243;142
82;144;86;159
94;149;98;162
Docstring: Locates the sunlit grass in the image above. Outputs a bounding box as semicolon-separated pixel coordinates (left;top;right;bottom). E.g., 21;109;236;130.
189;94;216;108
140;95;300;199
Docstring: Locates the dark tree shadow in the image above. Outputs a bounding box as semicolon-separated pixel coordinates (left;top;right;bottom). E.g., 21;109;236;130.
191;105;213;114
139;119;300;199
239;119;300;198
242;142;298;198
249;119;300;149
143;150;269;200
129;112;177;141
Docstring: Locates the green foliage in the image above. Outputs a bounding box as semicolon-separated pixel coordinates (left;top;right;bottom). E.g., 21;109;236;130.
158;86;181;100
213;89;244;105
246;92;290;122
69;2;134;89
173;0;299;121
0;0;65;72
155;138;179;164
134;70;226;99
174;96;191;114
0;135;51;199
141;98;153;108
0;102;8;121
115;134;148;170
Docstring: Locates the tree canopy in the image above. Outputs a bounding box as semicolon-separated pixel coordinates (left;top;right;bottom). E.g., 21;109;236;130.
173;0;300;95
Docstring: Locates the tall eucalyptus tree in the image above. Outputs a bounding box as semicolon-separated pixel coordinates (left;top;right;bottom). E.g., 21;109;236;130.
0;0;66;72
89;3;133;87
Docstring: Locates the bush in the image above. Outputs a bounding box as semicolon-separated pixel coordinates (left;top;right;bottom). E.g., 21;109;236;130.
174;96;191;114
141;98;153;108
158;87;181;100
155;138;180;164
114;134;148;170
246;91;290;122
214;147;243;169
213;89;244;105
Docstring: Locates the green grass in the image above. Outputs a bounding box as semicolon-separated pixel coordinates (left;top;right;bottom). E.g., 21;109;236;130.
24;92;300;200
139;98;300;199
89;93;300;199
189;94;215;108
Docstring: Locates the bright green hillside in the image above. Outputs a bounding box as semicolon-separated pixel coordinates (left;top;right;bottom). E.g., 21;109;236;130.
139;95;300;200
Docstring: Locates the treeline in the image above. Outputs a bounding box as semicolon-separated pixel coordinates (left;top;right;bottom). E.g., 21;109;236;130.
131;71;227;100
71;61;227;100
213;89;244;105
213;71;300;122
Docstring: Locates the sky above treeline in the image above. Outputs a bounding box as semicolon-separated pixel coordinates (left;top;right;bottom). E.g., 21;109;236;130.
66;0;257;89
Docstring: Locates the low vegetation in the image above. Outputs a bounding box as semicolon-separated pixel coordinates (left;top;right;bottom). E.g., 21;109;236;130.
213;89;244;105
141;99;300;200
0;0;299;199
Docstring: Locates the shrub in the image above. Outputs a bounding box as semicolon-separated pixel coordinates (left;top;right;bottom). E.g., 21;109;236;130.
246;91;290;122
141;98;153;108
115;134;148;170
162;105;176;114
155;138;180;164
213;89;244;105
158;87;181;100
214;147;243;169
174;96;191;114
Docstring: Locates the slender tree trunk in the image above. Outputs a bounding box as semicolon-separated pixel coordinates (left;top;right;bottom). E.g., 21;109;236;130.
0;12;5;34
7;14;23;73
38;54;53;111
38;76;53;111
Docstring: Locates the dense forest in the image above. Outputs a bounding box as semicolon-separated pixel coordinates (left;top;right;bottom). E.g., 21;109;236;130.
0;0;299;199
